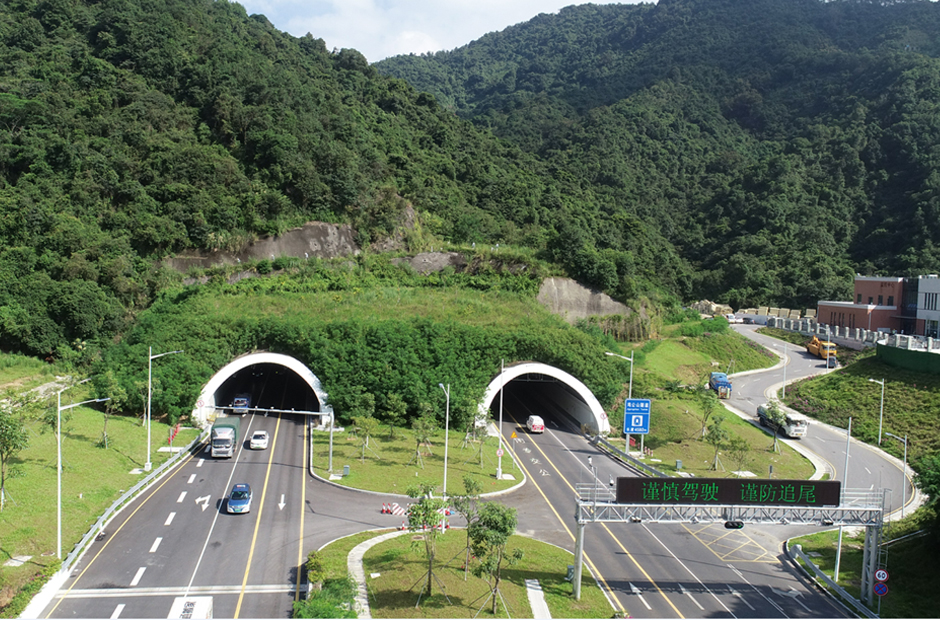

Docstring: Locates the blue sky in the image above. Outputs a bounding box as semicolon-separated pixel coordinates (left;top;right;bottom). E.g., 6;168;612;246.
238;0;648;62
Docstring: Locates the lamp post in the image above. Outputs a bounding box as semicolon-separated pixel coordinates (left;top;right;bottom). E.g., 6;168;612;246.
147;347;183;471
885;431;908;519
438;383;450;500
869;378;885;445
496;359;504;480
782;342;787;399
605;351;635;450
58;380;110;559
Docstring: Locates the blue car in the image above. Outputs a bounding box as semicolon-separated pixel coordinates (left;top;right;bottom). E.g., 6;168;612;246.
227;483;252;514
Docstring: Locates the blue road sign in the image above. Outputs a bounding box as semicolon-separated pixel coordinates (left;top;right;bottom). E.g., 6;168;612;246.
873;581;888;597
624;399;651;434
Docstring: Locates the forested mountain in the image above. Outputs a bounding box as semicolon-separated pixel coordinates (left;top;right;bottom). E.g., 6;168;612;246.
0;0;684;358
377;0;940;306
4;0;940;360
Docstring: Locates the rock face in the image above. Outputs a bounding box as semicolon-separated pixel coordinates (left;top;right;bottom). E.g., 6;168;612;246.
537;277;629;322
690;300;733;316
164;221;360;271
391;252;468;275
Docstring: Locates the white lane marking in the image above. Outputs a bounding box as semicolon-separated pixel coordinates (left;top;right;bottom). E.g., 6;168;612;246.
165;512;176;526
278;494;286;510
197;459;204;467
195;495;211;511
129;567;146;587
110;603;125;618
772;587;811;611
680;584;705;610
731;589;755;611
58;584;296;599
643;525;736;616
176;491;187;503
188;474;196;484
728;565;786;616
149;538;162;553
628;582;652;610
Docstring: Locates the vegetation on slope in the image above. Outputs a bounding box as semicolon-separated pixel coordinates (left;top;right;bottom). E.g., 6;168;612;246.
378;0;940;308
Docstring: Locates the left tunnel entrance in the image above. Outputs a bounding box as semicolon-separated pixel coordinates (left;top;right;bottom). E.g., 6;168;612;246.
215;363;319;414
193;352;331;427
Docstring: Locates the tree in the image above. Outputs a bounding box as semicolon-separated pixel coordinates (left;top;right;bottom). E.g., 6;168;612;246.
410;414;437;468
469;501;523;616
727;436;752;475
914;454;940;503
95;370;126;448
450;474;483;580
705;413;729;471
381;392;407;439
0;393;30;511
696;387;719;439
765;401;787;453
406;481;450;605
351;416;381;463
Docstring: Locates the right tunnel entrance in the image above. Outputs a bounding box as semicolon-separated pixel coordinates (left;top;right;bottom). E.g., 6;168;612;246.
480;362;610;435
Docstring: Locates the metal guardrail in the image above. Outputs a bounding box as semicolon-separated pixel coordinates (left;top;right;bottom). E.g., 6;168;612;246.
61;431;208;573
590;434;668;478
789;543;878;619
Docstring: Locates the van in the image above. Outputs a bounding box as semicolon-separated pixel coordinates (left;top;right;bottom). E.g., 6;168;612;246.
526;415;544;433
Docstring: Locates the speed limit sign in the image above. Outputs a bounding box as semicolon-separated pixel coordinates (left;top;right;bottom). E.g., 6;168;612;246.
875;569;889;582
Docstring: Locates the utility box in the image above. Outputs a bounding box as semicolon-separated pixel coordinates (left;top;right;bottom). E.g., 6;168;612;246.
343;465;350;477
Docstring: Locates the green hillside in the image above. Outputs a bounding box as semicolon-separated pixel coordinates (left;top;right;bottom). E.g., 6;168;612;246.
377;0;940;307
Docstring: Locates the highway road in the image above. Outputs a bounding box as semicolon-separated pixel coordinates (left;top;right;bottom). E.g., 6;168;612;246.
37;325;908;618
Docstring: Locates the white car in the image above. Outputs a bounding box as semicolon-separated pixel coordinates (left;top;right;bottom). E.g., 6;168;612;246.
526;415;545;434
249;430;269;450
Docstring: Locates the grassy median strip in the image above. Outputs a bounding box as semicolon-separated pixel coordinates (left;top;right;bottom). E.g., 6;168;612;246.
308;528;613;619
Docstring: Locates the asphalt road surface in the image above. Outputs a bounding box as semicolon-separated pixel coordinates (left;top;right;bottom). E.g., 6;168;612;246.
38;326;907;619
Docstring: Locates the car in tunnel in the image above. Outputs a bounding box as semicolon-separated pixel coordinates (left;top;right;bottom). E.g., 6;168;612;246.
526;415;545;433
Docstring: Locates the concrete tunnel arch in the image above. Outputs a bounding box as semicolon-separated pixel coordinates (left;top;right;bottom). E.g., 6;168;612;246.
479;362;610;435
191;352;331;427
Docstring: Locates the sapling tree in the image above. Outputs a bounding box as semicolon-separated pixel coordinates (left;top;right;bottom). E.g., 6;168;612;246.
406;481;450;605
450;474;483;580
705;413;729;471
469;501;523;616
0;391;30;511
766;401;787;453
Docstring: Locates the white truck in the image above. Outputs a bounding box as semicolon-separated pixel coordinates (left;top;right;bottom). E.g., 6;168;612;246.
757;403;809;438
210;416;240;458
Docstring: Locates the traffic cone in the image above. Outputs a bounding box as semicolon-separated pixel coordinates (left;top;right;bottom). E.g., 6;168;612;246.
400;521;407;530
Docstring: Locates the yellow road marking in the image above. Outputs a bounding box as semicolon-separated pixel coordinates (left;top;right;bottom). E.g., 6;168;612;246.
295;418;308;601
234;414;282;618
682;523;776;563
44;446;202;618
502;403;686;619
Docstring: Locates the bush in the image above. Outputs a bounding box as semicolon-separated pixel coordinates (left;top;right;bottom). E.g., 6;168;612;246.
293;576;357;619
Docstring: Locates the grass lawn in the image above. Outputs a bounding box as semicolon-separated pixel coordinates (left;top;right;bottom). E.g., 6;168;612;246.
346;529;613;618
789;505;938;618
604;399;815;479
310;428;518;495
0;394;201;611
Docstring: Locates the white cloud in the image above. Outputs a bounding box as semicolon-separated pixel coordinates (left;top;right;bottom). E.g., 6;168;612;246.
237;0;648;62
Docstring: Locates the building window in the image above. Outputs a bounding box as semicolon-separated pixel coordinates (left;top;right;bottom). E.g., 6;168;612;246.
928;320;939;339
878;295;883;306
857;293;862;303
887;296;894;306
926;293;939;311
868;296;873;304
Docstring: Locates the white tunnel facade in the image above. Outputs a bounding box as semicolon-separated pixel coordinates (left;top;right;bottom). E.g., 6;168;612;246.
191;352;331;427
479;362;610;435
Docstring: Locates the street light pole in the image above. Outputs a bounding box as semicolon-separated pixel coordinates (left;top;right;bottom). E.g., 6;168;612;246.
496;359;504;480
57;380;110;559
605;351;635;450
147;347;183;471
885;431;908;519
869;378;885;445
438;383;450;499
782;342;787;399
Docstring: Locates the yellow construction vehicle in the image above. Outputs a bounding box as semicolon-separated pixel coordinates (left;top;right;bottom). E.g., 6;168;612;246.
806;335;837;366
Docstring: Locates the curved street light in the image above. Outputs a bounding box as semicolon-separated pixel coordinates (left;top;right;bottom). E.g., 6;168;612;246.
147;347;183;471
58;380;110;559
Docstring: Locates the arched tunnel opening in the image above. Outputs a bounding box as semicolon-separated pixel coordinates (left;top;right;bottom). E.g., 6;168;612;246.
488;373;599;435
214;362;321;417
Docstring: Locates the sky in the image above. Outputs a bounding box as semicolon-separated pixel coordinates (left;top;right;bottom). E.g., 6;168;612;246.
238;0;649;63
